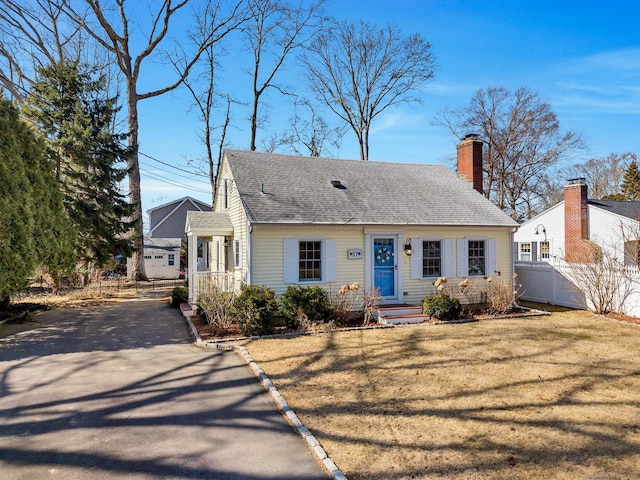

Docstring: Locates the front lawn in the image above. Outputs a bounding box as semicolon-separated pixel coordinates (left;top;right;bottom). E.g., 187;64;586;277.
243;310;640;479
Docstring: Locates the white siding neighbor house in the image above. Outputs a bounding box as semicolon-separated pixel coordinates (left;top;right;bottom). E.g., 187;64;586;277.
514;179;640;312
127;196;211;279
514;179;640;264
185;136;519;309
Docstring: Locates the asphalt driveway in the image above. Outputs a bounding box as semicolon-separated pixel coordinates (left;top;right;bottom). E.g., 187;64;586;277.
0;294;329;480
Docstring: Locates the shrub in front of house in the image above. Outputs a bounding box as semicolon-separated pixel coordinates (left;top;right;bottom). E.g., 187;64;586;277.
422;292;462;321
197;284;235;330
230;284;279;336
280;285;334;330
171;286;189;307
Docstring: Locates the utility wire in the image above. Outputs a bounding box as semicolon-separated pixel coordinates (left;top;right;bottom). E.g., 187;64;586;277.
140;168;211;194
139;151;209;178
139;159;209;184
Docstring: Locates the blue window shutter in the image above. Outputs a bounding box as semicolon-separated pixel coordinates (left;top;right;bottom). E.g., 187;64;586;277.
457;239;468;277
531;241;538;262
487;238;497;275
324;239;337;282
283;238;298;283
443;239;454;277
410;238;422;279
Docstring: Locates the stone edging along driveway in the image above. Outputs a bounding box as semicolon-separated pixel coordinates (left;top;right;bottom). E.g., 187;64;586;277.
183;316;348;480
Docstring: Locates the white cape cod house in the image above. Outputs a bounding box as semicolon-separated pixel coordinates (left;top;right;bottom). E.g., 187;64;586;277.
185;136;518;307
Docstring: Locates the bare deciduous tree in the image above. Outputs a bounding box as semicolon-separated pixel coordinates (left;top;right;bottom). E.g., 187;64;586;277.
179;3;242;207
0;0;88;101
262;98;344;156
563;240;635;315
302;20;435;160
435;87;585;221
566;152;635;200
63;0;246;280
244;0;325;151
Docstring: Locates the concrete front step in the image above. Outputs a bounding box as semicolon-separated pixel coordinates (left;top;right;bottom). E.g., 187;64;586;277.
179;302;194;318
374;305;430;325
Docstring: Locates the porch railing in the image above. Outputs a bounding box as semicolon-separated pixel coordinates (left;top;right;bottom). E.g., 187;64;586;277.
196;271;238;296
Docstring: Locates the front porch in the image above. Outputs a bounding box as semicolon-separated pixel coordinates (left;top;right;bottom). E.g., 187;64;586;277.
185;211;234;305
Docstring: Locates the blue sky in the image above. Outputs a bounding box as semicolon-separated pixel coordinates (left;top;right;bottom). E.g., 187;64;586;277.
136;0;640;223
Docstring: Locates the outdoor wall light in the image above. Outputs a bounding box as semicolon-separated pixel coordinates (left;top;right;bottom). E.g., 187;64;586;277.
534;224;546;235
404;238;413;256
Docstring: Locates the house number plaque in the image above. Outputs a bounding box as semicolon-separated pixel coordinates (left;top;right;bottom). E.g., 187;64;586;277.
347;249;362;259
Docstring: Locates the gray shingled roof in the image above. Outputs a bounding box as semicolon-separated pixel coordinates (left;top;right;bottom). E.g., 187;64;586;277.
589;199;640;220
225;150;518;227
185;211;233;232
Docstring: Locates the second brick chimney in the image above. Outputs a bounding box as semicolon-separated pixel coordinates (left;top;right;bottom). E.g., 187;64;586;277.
564;178;591;262
457;134;483;194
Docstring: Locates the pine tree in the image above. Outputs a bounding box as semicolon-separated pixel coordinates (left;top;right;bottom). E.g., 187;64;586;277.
24;61;134;276
622;160;640;201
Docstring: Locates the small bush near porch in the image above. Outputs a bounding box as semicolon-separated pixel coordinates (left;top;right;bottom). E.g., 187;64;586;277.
241;308;640;480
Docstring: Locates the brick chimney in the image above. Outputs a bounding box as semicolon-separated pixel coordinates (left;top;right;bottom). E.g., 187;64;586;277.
564;178;590;262
457;134;483;194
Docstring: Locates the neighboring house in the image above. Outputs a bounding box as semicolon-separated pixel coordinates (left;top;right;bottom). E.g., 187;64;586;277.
185;135;518;308
514;179;640;264
148;196;211;238
127;196;211;279
137;237;182;280
514;179;640;312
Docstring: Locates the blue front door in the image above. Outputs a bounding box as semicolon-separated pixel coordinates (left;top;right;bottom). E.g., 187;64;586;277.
373;237;396;298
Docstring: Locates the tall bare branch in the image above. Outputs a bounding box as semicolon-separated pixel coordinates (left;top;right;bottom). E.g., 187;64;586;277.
302;19;435;160
61;0;247;280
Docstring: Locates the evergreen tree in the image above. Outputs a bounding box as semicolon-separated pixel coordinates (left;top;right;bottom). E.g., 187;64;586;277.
24;61;134;274
622;160;640;201
0;96;36;306
0;95;74;305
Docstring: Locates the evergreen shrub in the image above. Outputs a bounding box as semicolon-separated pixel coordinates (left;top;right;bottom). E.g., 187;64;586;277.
422;292;462;321
171;286;189;307
230;285;279;336
280;285;334;330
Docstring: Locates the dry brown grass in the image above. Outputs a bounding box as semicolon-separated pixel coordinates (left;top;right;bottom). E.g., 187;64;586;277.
242;310;640;479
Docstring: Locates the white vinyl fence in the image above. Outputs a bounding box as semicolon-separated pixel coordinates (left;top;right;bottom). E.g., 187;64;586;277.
516;260;640;317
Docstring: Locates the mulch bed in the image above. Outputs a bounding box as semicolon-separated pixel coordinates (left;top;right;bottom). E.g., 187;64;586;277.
190;305;551;342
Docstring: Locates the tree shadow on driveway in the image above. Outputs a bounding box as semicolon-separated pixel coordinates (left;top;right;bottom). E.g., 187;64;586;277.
0;298;328;479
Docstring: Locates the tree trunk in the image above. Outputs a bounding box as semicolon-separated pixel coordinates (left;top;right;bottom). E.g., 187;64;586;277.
126;81;147;281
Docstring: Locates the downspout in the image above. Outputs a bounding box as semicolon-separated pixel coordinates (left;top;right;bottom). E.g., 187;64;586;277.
247;223;253;285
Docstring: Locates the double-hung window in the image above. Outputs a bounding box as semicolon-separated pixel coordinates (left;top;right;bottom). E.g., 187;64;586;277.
299;240;322;281
519;242;531;261
411;238;453;279
284;238;336;283
468;240;486;276
456;238;496;277
422;240;442;277
540;241;550;260
233;239;242;269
